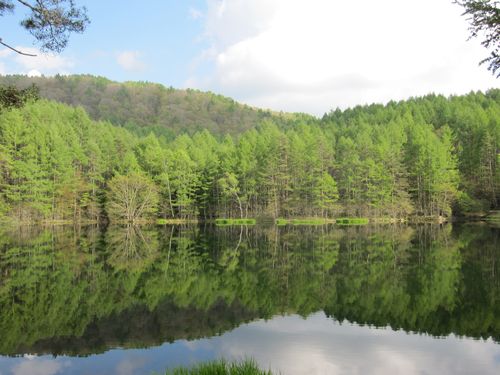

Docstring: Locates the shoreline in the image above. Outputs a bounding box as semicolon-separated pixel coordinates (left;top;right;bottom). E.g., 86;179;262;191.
0;215;485;227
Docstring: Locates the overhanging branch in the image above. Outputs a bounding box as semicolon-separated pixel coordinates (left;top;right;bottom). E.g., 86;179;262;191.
0;38;37;56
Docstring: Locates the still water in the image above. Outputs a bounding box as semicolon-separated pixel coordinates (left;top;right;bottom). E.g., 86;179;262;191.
0;223;498;374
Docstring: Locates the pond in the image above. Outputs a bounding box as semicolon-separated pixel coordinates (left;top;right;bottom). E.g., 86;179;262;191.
0;223;498;374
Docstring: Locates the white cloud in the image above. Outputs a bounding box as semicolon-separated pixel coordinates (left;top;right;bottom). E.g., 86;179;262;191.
0;48;12;58
188;0;499;115
189;6;203;20
27;69;42;77
116;51;146;72
12;358;70;375
0;46;73;76
115;355;147;375
13;47;73;73
186;313;500;375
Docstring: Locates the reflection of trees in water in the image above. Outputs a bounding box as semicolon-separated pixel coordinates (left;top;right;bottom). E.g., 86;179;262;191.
0;223;498;355
326;224;463;334
105;225;159;271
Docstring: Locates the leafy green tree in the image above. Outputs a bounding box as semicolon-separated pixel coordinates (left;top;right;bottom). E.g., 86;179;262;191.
313;172;339;217
106;173;158;223
218;172;243;218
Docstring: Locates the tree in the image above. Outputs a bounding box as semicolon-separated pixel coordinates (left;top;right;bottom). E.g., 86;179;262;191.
0;0;89;55
106;174;158;223
0;1;88;112
0;84;39;111
313;172;339;217
218;172;243;218
454;0;500;77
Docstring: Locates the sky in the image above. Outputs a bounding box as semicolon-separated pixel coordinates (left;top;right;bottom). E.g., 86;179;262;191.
1;313;500;375
0;0;498;116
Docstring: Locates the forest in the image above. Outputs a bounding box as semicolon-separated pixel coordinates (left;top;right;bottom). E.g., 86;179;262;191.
0;77;499;223
0;75;312;138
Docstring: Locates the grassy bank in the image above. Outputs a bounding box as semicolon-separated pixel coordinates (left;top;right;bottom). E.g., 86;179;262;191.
1;215;468;227
215;218;257;226
157;218;199;225
276;217;371;226
164;359;272;375
335;217;370;225
275;218;334;225
485;211;500;224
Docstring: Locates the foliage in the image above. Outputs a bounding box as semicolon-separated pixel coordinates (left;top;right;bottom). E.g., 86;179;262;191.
0;89;499;223
0;84;39;110
215;218;256;225
164;359;272;375
0;75;306;137
0;0;89;53
107;173;158;223
454;0;500;77
335;218;369;225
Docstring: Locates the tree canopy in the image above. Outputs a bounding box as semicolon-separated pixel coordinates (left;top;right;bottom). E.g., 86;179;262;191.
0;0;89;55
0;75;308;137
0;83;38;110
455;0;500;77
0;89;498;224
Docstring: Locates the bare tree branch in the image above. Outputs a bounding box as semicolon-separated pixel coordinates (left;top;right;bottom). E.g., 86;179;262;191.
15;0;36;12
0;38;37;56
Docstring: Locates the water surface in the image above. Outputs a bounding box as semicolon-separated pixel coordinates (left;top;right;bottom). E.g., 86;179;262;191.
0;223;498;374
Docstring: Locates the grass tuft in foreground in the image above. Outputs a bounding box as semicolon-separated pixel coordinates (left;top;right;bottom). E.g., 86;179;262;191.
164;359;273;375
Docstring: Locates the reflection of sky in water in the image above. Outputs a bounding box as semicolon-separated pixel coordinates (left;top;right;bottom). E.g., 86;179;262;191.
1;312;499;375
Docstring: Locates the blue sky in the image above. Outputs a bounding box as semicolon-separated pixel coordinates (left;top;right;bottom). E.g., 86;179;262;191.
1;1;208;87
0;0;498;115
1;313;499;375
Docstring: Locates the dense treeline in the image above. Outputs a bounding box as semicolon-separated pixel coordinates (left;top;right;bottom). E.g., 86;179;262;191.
0;224;498;355
0;74;312;138
0;89;498;223
321;90;500;216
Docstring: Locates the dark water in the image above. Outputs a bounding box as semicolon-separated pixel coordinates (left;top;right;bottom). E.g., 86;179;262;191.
0;223;499;374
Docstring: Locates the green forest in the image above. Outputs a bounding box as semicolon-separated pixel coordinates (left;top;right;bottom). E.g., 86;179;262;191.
0;75;311;137
0;75;499;223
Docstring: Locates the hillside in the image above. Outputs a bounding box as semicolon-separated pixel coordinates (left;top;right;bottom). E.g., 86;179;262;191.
0;89;498;224
0;74;314;138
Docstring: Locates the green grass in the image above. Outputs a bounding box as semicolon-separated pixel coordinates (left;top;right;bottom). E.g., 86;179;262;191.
335;217;369;225
215;218;256;226
156;218;199;225
291;218;326;225
164;359;273;375
275;218;289;226
275;218;328;225
485;211;500;223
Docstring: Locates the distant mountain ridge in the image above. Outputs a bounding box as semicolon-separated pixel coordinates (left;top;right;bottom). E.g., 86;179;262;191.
0;74;313;137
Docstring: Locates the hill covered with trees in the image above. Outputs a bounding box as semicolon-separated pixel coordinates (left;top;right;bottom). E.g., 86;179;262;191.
0;74;313;138
0;87;498;223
